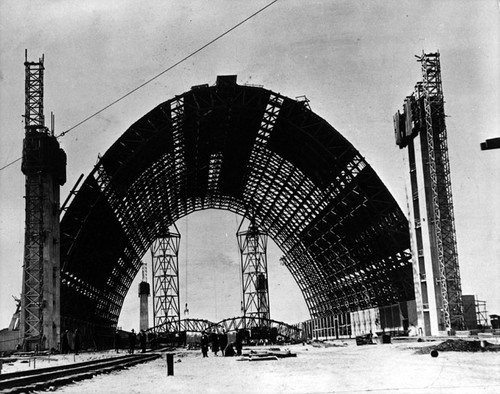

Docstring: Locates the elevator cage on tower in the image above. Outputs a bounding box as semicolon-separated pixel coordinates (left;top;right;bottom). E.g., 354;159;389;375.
237;219;271;327
151;226;181;333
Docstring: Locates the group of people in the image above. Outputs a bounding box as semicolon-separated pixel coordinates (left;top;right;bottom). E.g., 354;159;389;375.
200;329;243;358
61;328;81;355
114;328;148;353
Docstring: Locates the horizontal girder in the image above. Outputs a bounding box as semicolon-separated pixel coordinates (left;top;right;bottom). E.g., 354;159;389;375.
148;316;302;341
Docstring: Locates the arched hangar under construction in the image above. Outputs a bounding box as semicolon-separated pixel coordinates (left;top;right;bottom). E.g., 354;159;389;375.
59;76;415;344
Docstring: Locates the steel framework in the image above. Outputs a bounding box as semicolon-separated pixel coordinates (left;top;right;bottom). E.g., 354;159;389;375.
394;52;464;331
151;225;181;333
475;299;488;328
21;55;46;349
148;316;302;341
237;218;270;327
20;53;66;350
60;76;414;342
24;55;45;131
418;52;464;330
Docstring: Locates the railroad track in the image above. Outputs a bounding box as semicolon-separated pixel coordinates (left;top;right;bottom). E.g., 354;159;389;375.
0;352;161;393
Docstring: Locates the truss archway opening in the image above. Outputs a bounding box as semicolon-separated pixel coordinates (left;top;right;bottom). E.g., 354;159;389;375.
60;76;414;346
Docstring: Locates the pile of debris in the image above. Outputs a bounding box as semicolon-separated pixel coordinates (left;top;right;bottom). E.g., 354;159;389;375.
238;348;297;361
416;339;500;354
311;341;348;348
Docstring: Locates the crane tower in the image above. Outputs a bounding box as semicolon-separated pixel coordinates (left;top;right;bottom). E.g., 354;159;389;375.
20;52;66;350
394;51;464;334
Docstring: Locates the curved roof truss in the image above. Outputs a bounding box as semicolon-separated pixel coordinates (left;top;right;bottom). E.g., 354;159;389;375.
60;76;414;331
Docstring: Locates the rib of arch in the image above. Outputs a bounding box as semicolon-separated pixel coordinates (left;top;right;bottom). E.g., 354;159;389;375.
60;76;414;335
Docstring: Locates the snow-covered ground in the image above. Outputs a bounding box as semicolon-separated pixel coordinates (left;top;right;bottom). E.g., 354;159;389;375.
4;339;500;393
1;350;128;374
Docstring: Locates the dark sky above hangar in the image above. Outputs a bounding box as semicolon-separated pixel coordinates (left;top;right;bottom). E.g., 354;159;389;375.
0;0;498;330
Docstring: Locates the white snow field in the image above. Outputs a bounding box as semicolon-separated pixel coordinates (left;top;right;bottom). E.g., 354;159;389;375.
6;338;497;394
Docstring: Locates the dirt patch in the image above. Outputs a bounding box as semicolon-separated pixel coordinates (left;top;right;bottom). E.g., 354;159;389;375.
416;339;500;354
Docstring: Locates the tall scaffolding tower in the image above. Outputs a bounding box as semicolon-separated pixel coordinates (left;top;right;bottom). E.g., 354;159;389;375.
237;218;270;328
394;51;464;334
20;52;66;350
150;224;181;332
475;298;488;328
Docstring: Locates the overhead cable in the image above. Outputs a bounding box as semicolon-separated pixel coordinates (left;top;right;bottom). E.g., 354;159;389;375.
56;0;279;139
0;1;279;173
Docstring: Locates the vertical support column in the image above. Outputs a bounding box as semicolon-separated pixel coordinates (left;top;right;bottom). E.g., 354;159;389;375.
418;52;464;332
138;263;150;331
237;217;270;329
151;224;181;333
394;52;464;334
405;135;439;335
20;52;66;351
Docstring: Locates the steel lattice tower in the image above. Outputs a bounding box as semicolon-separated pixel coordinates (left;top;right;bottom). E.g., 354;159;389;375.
418;52;464;331
20;52;66;350
150;225;181;332
237;218;270;328
394;52;464;333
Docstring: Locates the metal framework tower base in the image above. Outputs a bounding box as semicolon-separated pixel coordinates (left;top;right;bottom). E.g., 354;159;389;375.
151;224;181;333
237;217;270;330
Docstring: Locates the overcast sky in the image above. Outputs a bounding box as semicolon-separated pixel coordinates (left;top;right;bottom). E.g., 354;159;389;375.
0;0;498;331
